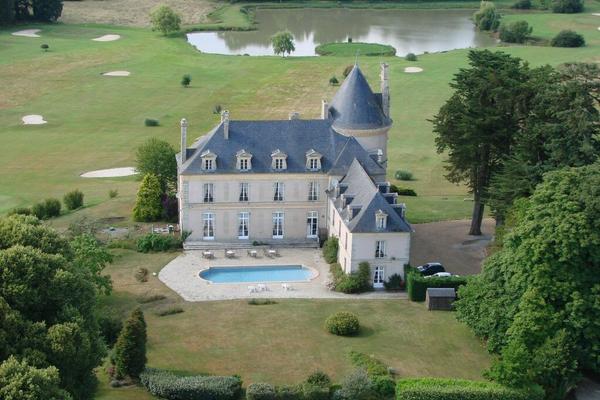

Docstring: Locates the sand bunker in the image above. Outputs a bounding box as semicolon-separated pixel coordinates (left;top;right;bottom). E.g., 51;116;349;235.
102;71;130;77
592;13;600;16
22;115;47;125
404;67;423;73
92;34;121;42
81;167;136;178
12;29;41;38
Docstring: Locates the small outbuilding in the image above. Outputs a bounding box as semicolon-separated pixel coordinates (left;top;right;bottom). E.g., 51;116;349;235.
426;288;456;311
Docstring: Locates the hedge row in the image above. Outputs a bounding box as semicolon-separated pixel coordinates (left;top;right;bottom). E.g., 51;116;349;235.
349;351;389;377
140;368;242;400
406;270;468;302
137;233;182;252
246;382;329;400
396;378;544;400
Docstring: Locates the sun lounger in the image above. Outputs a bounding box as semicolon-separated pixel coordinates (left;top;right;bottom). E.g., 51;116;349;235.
247;249;258;258
225;249;235;258
257;283;268;292
282;283;292;291
202;251;214;259
248;286;257;293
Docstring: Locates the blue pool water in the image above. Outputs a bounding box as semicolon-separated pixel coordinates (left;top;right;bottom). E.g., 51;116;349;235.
200;265;313;283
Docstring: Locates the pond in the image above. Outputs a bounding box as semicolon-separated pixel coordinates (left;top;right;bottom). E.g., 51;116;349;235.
187;8;497;57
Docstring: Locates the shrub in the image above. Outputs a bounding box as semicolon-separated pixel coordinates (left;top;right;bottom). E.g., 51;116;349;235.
8;207;32;216
114;308;147;379
551;0;583;12
247;382;277;400
551;30;585;47
335;275;365;294
325;311;360;336
181;74;191;87
41;43;49;51
329;76;339;86
306;370;331;387
154;306;184;317
248;298;277;305
150;4;181;35
343;65;353;78
213;104;223;114
277;385;303;400
349;351;389;377
63;189;84;210
137;233;182;253
138;294;166;304
109;189;118;198
405;53;417;61
396;378;544;400
512;0;531;8
390;185;417;197
32;198;61;219
140;368;243;400
322;237;339;264
473;1;501;31
133;174;163;222
347;37;352;43
406;271;468;302
394;170;414;181
98;314;123;347
334;369;374;400
144;118;159;127
499;20;532;43
372;375;396;398
331;262;371;294
135;267;149;282
302;383;330;400
383;273;404;291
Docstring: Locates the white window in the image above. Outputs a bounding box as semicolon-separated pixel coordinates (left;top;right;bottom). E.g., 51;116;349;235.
203;183;214;203
307;211;318;238
202;212;215;240
204;159;214;170
376;213;387;230
272;212;284;239
373;266;385;288
239;158;249;171
375;240;386;258
305;150;322;171
308;158;320;171
238;212;249;239
239;183;249;202
273;182;284;201
274;158;284;170
308;182;319;201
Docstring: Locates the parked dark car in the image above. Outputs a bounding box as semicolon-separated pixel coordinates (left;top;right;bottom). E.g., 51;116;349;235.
417;262;446;276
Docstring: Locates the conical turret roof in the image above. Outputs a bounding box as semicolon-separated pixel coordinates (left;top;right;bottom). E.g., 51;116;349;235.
329;65;390;131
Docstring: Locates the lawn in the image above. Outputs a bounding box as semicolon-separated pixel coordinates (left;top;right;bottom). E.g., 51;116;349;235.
316;42;397;56
94;248;491;399
1;3;598;223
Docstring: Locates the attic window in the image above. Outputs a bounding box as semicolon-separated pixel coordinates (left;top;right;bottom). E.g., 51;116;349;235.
200;150;217;171
305;149;322;171
376;210;388;230
236;149;252;171
271;149;287;171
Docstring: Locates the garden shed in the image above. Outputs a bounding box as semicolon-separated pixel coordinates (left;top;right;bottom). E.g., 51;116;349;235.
426;288;456;311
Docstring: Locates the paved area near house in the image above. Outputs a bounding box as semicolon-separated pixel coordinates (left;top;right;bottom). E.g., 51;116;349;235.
160;248;407;302
410;218;495;275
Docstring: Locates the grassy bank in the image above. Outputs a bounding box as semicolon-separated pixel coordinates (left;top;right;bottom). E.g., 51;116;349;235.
316;42;397;56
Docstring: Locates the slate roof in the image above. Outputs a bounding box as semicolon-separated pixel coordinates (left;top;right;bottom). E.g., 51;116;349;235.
334;159;411;233
179;119;385;177
329;65;391;131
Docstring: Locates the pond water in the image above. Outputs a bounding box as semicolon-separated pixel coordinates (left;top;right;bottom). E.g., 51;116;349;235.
187;8;497;57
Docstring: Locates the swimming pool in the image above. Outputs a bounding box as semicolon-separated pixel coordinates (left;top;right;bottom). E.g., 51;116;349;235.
199;265;314;284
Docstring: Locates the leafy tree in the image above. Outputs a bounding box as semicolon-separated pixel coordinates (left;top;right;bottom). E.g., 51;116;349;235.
0;356;72;400
455;163;600;398
150;5;181;35
551;30;585;47
271;31;295;57
114;308;147;379
181;74;191;87
0;215;107;399
0;0;15;25
473;1;502;31
32;0;63;22
133;173;163;222
551;0;583;13
431;50;530;235
135;138;177;192
499;20;532;43
70;234;112;295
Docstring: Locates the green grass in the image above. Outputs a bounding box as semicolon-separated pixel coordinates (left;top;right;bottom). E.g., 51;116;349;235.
1;3;599;225
316;42;397;56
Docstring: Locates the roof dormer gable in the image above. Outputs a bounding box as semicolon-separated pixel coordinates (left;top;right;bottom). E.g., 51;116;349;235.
236;149;252;171
200;149;217;171
305;149;322;171
271;149;288;171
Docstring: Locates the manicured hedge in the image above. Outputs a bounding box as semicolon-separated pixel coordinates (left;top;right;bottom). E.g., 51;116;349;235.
325;311;360;336
396;378;544;400
349;351;389;377
406;271;468;302
140;368;242;400
247;382;277;400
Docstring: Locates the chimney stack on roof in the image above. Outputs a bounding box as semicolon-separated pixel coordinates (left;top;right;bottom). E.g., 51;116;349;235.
221;110;230;139
180;118;188;165
289;112;300;120
380;63;390;118
321;99;329;119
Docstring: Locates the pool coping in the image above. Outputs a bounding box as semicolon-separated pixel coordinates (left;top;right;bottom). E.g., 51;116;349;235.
197;263;320;285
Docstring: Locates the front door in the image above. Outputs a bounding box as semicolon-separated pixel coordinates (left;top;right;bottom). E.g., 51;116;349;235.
373;266;384;289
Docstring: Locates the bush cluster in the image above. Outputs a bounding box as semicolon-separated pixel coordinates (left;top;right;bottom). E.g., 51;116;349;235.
551;30;585;47
140;368;243;400
247;382;278;400
473;2;501;31
499;20;532;43
32;198;61;219
334;369;375;400
406;271;468;302
405;53;417;61
137;233;182;253
145;118;160;127
325;311;360;336
389;185;417;197
551;0;583;13
154;306;184;317
98;314;123;347
394;170;414;181
383;273;404;291
63;189;84;210
330;262;372;294
512;0;531;8
396;378;544;400
349;351;389;377
322;237;339;264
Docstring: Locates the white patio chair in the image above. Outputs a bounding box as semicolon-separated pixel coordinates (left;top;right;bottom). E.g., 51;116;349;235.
248;286;257;293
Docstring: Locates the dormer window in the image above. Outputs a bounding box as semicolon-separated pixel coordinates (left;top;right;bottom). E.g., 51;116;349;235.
200;150;217;171
271;149;287;171
376;210;388;230
236;149;252;171
305;149;322;171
